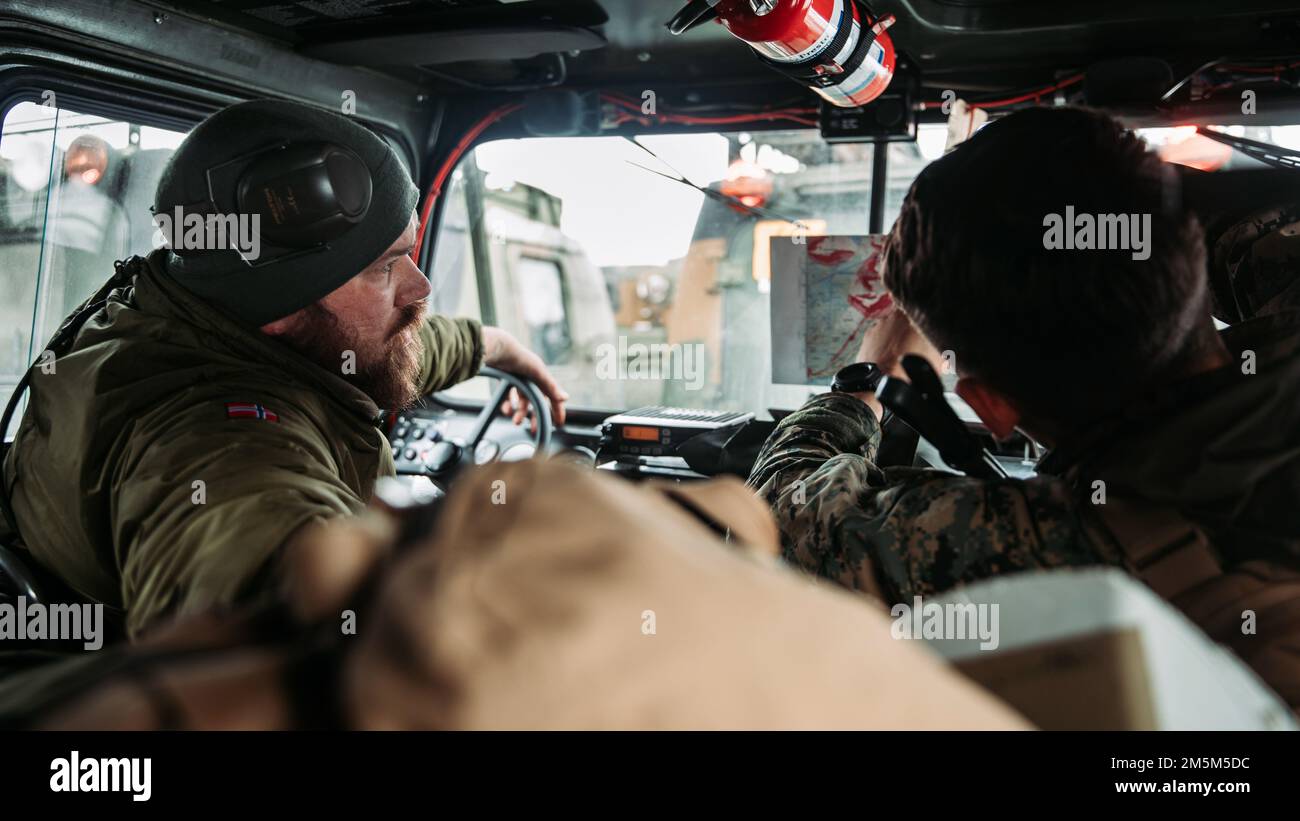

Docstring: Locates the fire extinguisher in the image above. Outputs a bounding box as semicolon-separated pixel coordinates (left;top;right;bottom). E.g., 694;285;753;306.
667;0;898;108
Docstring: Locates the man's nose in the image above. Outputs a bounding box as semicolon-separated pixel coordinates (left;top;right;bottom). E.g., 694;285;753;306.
395;257;432;305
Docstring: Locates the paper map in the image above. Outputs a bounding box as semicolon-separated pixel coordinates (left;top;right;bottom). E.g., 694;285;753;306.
770;234;893;385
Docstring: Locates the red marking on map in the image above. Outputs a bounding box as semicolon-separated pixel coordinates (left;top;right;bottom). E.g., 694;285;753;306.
848;246;892;320
805;236;894;379
807;244;858;265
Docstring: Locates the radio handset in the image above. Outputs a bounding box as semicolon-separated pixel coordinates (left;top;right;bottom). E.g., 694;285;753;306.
875;354;1009;480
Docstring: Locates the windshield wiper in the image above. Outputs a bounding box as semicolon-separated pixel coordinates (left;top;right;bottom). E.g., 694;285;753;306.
621;136;809;226
1195;126;1300;171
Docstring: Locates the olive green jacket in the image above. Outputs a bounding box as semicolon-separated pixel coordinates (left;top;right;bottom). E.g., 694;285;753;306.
2;251;482;636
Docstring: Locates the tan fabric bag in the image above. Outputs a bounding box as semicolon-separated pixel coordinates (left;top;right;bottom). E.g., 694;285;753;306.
343;460;1027;729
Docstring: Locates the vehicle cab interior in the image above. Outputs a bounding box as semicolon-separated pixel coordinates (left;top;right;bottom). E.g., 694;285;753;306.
4;0;1300;485
2;0;1300;735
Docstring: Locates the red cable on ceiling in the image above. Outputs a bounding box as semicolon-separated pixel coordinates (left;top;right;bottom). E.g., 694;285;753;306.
412;102;523;260
600;93;818;126
918;74;1085;111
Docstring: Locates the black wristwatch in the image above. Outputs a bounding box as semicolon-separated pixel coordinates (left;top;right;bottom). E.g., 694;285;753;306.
831;362;885;394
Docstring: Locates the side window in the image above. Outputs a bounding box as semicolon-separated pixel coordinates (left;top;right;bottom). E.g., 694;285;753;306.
428;166;482;323
0;100;187;422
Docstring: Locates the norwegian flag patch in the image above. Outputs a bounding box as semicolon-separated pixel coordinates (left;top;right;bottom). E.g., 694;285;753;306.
225;402;279;422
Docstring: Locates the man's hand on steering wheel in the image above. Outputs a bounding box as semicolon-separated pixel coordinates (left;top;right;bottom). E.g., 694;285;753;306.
481;326;569;431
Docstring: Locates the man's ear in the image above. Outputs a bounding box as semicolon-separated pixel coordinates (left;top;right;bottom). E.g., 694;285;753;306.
955;376;1021;440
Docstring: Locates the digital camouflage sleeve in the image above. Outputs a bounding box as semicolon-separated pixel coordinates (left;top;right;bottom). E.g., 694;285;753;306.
746;392;1121;604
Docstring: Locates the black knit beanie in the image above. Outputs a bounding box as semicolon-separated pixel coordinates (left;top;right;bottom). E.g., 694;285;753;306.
153;99;418;326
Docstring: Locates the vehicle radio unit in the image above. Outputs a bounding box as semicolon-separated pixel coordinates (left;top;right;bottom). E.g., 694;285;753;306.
598;406;754;464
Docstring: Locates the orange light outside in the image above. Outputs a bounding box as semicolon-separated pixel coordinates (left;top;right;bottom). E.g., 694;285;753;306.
1157;126;1232;171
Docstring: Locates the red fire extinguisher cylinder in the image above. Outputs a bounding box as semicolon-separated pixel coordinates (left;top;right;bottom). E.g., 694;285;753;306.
712;0;897;108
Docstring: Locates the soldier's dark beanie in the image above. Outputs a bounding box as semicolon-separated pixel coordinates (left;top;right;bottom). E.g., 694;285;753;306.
153;99;418;326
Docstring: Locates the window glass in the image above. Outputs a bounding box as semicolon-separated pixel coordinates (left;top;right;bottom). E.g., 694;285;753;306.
431;130;880;416
428;167;482;323
883;123;948;233
0;101;187;432
427;117;1281;417
1135;123;1297;171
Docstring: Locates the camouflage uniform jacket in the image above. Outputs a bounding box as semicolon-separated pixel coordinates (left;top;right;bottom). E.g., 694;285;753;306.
747;284;1300;609
747;391;1123;604
747;246;1300;707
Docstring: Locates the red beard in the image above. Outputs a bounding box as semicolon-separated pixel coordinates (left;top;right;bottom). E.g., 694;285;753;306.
281;299;427;410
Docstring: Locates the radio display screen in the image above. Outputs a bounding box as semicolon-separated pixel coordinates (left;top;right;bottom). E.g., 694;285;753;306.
621;425;660;442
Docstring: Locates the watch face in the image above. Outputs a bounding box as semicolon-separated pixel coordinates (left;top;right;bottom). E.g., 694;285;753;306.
833;362;882;393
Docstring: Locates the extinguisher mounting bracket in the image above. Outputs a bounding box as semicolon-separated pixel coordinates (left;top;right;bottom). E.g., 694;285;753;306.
819;60;919;143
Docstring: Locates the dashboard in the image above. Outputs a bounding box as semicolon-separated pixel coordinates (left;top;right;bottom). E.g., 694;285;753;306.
388;403;544;476
388;393;1044;489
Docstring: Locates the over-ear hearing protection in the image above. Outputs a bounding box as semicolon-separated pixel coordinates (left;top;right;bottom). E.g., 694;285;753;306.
162;139;375;259
230;141;373;248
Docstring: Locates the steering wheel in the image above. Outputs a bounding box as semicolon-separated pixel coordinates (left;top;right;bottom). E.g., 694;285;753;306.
391;365;552;485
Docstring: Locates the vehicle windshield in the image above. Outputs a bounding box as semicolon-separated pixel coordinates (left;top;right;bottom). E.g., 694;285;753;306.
431;119;1293;417
431;125;951;416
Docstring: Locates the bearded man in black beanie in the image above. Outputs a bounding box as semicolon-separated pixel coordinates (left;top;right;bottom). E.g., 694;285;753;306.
1;100;567;638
